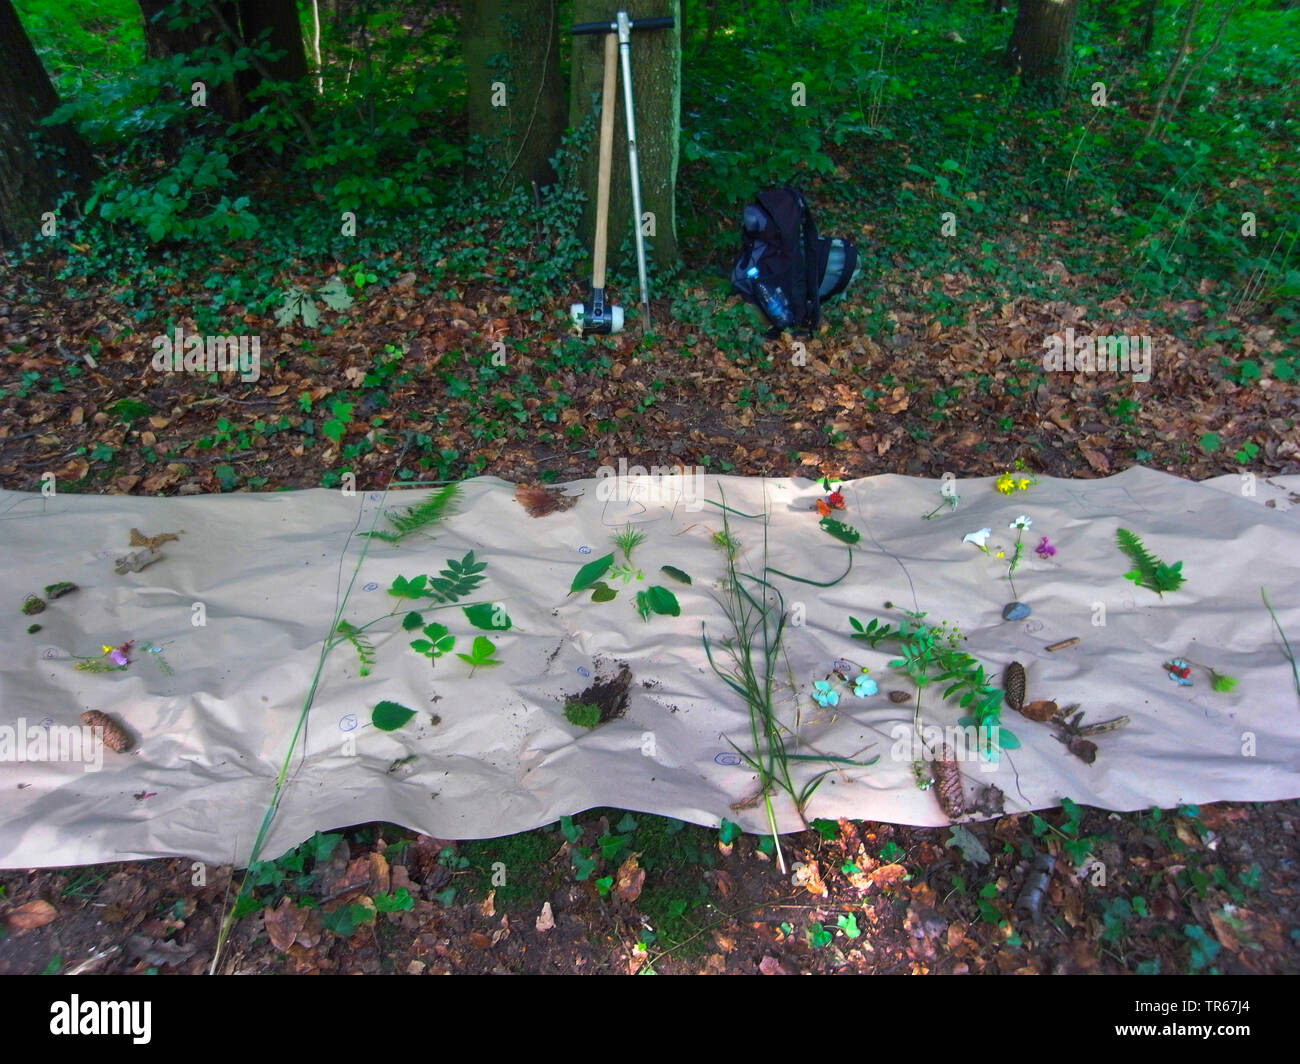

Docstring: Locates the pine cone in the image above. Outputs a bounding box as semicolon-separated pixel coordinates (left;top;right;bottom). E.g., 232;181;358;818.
1003;661;1027;712
932;748;965;820
80;711;132;753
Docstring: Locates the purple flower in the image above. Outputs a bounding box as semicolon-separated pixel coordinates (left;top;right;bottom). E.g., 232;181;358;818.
1035;536;1056;558
110;648;130;667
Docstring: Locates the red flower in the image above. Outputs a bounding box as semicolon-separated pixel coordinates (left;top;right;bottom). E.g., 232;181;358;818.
827;491;845;510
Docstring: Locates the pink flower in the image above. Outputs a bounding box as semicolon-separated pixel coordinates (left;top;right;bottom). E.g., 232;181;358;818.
1034;536;1056;558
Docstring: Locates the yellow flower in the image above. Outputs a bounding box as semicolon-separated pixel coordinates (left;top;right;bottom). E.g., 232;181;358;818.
1016;477;1032;491
102;645;114;654
995;550;1006;558
995;473;1015;494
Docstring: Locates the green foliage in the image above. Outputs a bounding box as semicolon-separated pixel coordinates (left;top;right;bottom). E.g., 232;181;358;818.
408;622;454;662
570;553;615;594
564;701;602;729
388;552;487;604
371;700;416;732
363;484;461;545
849;612;1002;729
462;602;511;631
818;518;860;544
611;524;648;562
455;635;502;671
634;585;681;621
660;565;692;584
1116;529;1186;596
334;619;376;677
275;277;354;330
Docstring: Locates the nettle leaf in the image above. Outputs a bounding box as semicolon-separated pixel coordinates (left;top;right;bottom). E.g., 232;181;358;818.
462;602;512;630
570;552;614;593
590;581;617;603
660;565;692;584
372;700;417;731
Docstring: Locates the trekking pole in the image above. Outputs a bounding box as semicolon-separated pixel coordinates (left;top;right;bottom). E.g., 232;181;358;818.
571;10;675;333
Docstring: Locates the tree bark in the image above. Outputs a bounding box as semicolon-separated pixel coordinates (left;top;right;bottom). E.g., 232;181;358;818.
0;0;98;249
461;0;566;190
236;0;310;103
568;0;681;271
137;0;244;120
1005;0;1079;95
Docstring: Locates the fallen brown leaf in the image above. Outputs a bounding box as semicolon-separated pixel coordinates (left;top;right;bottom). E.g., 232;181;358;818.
615;856;645;904
5;899;58;932
536;902;555;932
264;896;309;952
1020;699;1060;722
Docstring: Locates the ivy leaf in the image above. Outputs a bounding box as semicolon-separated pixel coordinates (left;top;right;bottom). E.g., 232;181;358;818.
590;581;617;603
659;565;692;584
372;700;416;731
462;602;512;631
946;825;991;865
570;552;614;593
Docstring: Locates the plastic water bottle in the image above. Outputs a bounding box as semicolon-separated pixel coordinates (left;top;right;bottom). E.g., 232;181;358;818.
746;266;791;329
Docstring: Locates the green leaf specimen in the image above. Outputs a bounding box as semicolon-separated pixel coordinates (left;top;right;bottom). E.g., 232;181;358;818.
388;552;487;603
362;484;461;544
660;565;692;584
570;552;614;593
456;635;502;669
564;701;602;728
818;517;861;544
634;585;680;621
590;581;617;603
462;602;512;631
372;700;417;731
1115;528;1185;595
409;622;455;660
334;619;376;677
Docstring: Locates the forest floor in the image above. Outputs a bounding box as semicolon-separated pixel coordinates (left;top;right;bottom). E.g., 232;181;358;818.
1;252;1298;975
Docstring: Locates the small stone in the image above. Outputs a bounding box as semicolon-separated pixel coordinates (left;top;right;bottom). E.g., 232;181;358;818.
1002;601;1032;621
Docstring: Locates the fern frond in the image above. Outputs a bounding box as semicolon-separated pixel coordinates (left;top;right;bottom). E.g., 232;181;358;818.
1116;528;1185;595
361;484;461;544
334;619;377;676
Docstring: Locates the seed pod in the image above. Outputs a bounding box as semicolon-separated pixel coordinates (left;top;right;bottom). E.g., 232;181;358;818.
888;689;911;704
932;747;965;820
1003;661;1026;712
80;711;132;753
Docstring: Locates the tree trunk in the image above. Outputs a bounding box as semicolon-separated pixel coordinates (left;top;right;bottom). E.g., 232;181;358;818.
1137;0;1158;53
0;0;98;249
461;0;566;190
138;0;244;120
236;0;310;104
1005;0;1079;95
568;0;681;271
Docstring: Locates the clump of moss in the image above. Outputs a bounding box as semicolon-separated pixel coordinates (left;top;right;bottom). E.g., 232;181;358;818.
564;701;603;729
22;595;45;615
27;623;42;634
44;582;77;600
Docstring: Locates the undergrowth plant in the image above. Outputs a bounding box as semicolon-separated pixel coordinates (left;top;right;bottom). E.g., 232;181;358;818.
1116;528;1185;595
700;491;862;871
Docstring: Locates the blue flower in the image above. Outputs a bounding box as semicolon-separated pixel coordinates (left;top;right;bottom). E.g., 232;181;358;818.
853;673;878;698
812;680;840;707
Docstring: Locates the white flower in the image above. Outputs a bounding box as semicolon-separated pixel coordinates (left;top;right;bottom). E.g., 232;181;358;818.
963;528;992;549
1011;515;1032;530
